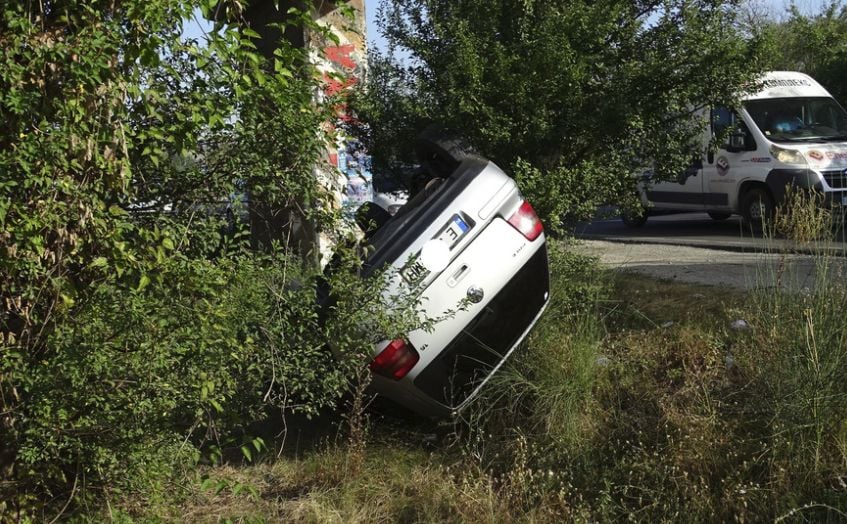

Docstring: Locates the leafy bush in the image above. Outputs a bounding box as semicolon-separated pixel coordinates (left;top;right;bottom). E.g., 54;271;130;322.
0;1;393;518
512;158;629;231
6;251;401;506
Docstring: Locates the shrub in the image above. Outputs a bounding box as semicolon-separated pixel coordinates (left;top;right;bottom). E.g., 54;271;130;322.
0;1;391;518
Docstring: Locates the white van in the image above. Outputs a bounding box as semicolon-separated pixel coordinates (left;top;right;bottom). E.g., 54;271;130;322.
625;71;847;227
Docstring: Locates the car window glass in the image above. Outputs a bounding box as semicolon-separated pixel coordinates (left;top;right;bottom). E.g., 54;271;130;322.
744;97;847;142
711;106;740;149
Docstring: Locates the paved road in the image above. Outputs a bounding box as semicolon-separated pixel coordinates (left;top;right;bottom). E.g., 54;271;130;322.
575;239;823;291
574;211;847;254
571;210;847;290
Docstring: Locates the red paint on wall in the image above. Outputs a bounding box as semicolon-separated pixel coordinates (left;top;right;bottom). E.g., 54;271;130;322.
325;44;357;70
322;73;358;96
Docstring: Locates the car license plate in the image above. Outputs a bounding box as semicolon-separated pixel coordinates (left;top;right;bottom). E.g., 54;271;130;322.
401;255;428;285
438;214;470;249
401;214;471;284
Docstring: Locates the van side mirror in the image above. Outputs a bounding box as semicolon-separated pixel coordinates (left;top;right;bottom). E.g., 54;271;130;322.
727;133;746;152
725;124;756;153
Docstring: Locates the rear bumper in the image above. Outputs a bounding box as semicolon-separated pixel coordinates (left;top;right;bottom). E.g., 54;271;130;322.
414;244;550;408
370;241;550;417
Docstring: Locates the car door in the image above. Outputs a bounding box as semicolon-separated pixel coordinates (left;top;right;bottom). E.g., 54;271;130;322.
645;156;705;211
702;106;755;211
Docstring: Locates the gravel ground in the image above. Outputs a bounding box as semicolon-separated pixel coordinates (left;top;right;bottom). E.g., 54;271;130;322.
574;239;832;291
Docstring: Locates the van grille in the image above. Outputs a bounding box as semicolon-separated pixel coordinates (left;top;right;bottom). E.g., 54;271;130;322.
822;169;847;189
414;244;549;408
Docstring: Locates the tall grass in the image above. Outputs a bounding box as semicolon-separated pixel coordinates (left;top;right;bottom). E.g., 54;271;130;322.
741;190;847;516
141;445;567;522
460;215;847;521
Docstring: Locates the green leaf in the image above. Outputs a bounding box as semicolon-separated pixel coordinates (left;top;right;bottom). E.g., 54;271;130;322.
209;399;224;413
108;205;128;217
242;28;261;39
200;477;217;491
60;293;75;307
136;274;151;292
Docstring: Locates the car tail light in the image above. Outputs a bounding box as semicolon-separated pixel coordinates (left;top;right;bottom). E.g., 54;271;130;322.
369;338;420;380
507;201;543;241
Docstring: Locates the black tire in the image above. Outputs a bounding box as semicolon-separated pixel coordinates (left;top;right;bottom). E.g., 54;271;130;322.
741;187;774;229
621;207;648;227
707;211;731;221
414;125;479;179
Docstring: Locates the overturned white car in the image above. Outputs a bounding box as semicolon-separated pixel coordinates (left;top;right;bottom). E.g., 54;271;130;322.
356;132;551;417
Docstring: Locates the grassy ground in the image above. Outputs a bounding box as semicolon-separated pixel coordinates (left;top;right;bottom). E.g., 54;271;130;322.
115;240;847;523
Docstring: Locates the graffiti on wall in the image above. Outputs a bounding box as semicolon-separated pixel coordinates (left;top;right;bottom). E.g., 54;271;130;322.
311;3;371;217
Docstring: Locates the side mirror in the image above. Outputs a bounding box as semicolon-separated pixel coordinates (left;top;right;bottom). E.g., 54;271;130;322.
727;133;747;152
725;123;756;153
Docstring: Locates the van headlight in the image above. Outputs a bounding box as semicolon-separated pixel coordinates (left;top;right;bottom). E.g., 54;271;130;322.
770;145;808;166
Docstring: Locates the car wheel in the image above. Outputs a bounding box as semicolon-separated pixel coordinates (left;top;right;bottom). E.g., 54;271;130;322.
707;211;731;221
415;125;478;179
741;187;774;230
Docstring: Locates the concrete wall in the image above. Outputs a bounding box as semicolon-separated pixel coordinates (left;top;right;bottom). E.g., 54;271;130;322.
239;1;369;264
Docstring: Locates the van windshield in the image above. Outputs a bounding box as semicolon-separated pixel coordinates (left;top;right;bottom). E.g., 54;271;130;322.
744;97;847;143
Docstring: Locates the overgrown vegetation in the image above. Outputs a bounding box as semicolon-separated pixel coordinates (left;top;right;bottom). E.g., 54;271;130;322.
148;240;846;522
773;188;834;243
0;1;410;518
5;0;847;521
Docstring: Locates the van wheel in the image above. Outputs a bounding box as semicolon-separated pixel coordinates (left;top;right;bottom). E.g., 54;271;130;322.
741;187;774;229
707;211;731;221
